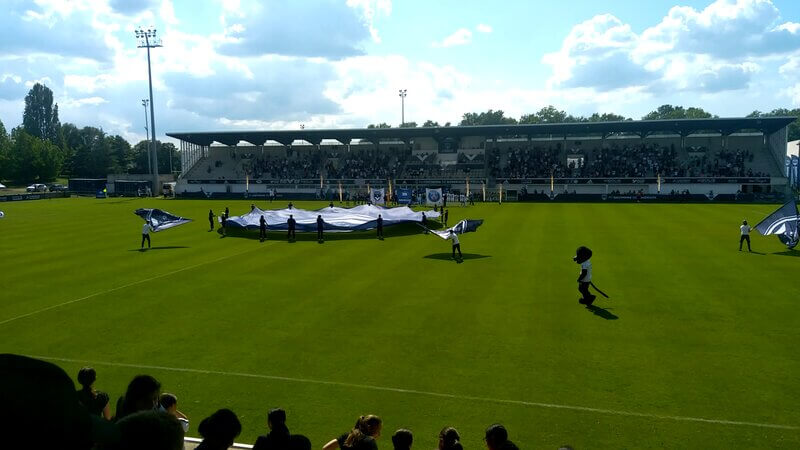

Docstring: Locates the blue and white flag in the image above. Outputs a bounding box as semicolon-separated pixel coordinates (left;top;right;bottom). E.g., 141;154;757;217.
135;208;193;232
430;219;484;240
754;201;799;249
426;188;443;206
370;188;385;205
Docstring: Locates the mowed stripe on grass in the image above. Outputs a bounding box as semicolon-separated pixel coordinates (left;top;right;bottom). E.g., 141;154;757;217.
1;198;798;449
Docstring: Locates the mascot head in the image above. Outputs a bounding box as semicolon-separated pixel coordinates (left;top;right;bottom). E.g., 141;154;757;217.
573;246;592;264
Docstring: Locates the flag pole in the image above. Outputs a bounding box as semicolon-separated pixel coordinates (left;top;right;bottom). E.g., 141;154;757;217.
482;181;486;202
338;181;343;203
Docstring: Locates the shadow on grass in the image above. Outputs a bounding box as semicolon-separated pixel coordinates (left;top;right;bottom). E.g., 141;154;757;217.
743;250;766;255
586;304;618;320
423;253;491;262
216;222;438;242
773;250;800;257
130;246;189;252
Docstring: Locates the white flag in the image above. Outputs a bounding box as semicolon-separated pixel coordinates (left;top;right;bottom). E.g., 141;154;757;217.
370;188;385;205
425;188;443;206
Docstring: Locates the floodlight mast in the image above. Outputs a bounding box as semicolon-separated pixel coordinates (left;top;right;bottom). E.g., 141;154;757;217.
141;99;151;175
398;89;407;126
135;27;162;195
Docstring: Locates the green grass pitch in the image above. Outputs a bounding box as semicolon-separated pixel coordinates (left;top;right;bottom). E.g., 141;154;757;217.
0;197;798;449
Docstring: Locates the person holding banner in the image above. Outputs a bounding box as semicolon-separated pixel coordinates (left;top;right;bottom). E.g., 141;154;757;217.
377;214;384;240
259;215;267;242
317;215;325;243
739;220;752;252
140;221;153;249
449;230;462;260
287;215;296;242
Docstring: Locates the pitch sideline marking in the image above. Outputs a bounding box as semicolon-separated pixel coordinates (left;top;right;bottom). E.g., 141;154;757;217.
0;246;261;327
30;355;799;431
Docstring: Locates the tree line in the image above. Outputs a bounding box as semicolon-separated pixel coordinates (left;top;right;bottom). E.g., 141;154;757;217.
371;104;800;141
0;83;179;184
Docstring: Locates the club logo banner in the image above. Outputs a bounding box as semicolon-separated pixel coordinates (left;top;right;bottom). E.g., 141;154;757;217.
370;188;385;205
426;188;443;206
396;188;412;204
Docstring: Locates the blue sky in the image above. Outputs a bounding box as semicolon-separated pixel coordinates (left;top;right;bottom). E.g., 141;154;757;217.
1;0;800;144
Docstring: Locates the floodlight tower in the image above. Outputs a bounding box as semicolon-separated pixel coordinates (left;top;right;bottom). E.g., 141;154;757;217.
398;89;407;126
135;27;162;193
142;99;151;174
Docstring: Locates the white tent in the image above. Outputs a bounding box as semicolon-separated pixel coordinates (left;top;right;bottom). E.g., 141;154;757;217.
0;183;6;189
787;140;799;157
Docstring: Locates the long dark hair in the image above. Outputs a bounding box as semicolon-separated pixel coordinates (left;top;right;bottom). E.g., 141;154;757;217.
439;427;462;450
344;415;382;447
267;408;290;446
77;367;96;393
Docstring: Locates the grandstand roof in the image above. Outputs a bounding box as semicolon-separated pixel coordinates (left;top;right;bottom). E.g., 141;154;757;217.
167;117;797;147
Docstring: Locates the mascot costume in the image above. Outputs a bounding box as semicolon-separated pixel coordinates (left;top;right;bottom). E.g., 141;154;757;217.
574;246;609;305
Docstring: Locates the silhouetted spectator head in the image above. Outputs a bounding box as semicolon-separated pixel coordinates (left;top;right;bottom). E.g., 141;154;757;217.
117;375;160;420
77;367;96;389
159;393;178;413
438;427;462;450
484;424;507;450
0;354;95;449
392;429;413;450
115;410;184;450
268;407;287;430
343;414;382;448
198;408;242;450
289;434;312;450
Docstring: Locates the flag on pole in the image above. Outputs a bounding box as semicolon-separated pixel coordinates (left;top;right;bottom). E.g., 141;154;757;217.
338;181;343;202
426;188;443;206
754;201;799;249
370;187;385;205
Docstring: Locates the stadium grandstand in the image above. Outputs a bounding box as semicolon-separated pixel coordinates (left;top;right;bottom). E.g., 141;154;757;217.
169;117;797;203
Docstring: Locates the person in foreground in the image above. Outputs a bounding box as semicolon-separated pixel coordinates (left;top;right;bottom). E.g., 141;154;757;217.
740;219;752;252
324;414;382;450
574;245;595;305
484;423;519;450
449;229;462;260
76;367;111;420
196;408;242;450
253;408;290;450
392;429;412;450
438;426;462;450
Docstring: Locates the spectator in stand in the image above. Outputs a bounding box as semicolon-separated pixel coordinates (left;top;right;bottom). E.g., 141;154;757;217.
484;424;518;450
76;367;111;420
196;409;242;450
159;393;189;432
438;426;462;450
323;414;382;450
114;375;161;422
253;408;290;450
290;434;312;450
114;410;184;450
392;429;413;450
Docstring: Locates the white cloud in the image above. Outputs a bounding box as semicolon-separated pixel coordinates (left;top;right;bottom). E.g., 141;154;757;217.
347;0;392;43
476;24;492;33
544;0;798;94
432;28;472;48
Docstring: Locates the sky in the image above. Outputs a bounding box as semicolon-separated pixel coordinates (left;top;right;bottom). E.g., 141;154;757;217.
1;0;800;145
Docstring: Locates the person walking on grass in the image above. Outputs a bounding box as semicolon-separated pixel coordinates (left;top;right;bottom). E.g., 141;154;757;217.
740;219;752;252
449;230;462;260
260;215;267;242
208;209;215;231
141;221;153;249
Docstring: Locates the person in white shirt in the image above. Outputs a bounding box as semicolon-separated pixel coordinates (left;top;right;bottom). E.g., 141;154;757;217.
449;230;462;260
739;220;752;252
141;222;153;249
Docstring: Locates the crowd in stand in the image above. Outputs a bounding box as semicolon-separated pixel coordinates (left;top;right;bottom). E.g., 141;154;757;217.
193;142;771;182
2;354;555;450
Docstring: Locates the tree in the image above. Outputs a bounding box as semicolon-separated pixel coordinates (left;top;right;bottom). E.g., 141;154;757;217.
460;109;517;126
642;104;715;120
106;135;132;173
7;128;63;182
520;105;569;124
0;120;9;180
422;120;440;127
399;121;418;128
131;140;181;174
587;112;628;122
23;83;61;143
367;123;391;128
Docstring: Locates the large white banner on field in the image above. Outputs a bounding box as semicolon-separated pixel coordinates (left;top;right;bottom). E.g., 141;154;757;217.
426;188;443;206
370;188;385;205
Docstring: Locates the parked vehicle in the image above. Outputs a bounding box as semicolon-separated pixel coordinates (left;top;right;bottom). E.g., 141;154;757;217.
48;183;68;192
26;184;48;192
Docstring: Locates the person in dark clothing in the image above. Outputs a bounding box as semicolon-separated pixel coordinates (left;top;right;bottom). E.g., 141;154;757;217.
208;210;215;231
323;415;382;450
740;219;752;251
287;215;296;242
484;424;519;450
444;209;449;227
288;202;294;209
114;375;161;422
196;409;241;450
260;215;267;242
251;204;256;211
438;427;462;450
443;194;447;208
76;367;111;420
317;215;325;242
392;429;412;450
220;213;227;237
253;408;290;450
225;207;229;218
376;214;384;240
289;435;312;450
422;212;428;234
115;410;185;450
574;246;596;305
330;201;335;208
